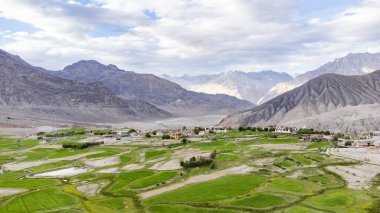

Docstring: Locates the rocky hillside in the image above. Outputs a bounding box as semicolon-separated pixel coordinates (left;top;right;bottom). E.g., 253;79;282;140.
0;49;170;123
49;61;254;116
219;71;380;132
258;52;380;104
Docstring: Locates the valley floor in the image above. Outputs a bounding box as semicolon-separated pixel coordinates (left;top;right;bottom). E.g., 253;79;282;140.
0;128;379;213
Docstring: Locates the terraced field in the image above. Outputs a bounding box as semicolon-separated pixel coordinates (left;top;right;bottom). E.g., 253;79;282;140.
0;129;379;212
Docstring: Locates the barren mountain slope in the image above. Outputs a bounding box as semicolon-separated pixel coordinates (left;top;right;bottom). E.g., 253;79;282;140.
258;52;380;104
219;71;380;131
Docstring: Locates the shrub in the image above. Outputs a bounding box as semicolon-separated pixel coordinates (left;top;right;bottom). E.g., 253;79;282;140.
345;141;353;146
92;129;116;135
162;134;170;140
209;150;217;159
210;162;216;169
180;156;214;168
145;133;151;138
62;142;102;149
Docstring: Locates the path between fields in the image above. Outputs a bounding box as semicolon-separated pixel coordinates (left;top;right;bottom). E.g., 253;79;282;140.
140;165;254;199
3;151;103;171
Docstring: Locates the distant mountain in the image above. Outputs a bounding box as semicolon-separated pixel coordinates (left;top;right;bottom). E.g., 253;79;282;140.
258;52;380;104
162;70;292;104
48;61;253;116
219;71;380;132
160;74;220;88
0;50;170;123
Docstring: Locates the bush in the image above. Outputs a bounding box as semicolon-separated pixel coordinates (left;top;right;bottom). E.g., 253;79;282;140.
181;138;188;144
180;156;214;168
92;129;116;135
128;129;137;134
145;133;151;138
345;141;353;146
209;150;217;159
193;127;204;135
62;142;102;149
210;162;216;169
162;134;170;140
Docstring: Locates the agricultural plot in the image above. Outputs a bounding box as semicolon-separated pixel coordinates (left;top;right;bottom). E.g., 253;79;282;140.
0;129;378;212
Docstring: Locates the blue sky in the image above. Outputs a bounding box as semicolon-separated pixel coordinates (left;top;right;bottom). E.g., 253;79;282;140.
0;0;379;76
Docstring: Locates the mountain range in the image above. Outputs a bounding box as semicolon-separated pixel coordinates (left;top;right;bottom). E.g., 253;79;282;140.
162;70;293;104
0;50;170;123
258;52;380;104
0;49;253;125
219;71;380;132
47;60;253;116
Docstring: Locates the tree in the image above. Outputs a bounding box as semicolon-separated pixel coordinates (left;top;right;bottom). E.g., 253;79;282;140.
181;138;188;144
152;130;157;135
345;141;353;146
145;133;151;138
128;129;137;134
209;150;217;159
162;134;170;139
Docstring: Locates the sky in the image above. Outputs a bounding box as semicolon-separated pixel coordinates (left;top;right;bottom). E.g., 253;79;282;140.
0;0;379;76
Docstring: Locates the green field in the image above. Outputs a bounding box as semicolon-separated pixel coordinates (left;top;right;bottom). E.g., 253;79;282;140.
0;128;376;212
0;188;78;213
144;174;266;204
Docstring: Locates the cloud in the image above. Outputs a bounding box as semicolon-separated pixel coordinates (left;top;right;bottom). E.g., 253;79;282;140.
0;0;379;75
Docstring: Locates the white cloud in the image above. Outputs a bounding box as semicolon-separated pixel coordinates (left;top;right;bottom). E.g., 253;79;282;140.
0;0;380;75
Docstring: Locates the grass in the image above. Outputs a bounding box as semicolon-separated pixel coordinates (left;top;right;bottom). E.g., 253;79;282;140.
130;171;177;189
0;136;38;151
20;148;90;162
258;138;300;144
120;155;132;164
95;198;125;210
0;179;59;188
250;149;273;158
216;153;240;161
305;153;325;162
261;177;323;195
231;193;285;208
147;204;241;213
144;174;266;205
0;188;78;213
372;173;380;187
85;151;118;159
303;190;354;210
306;142;331;149
145;150;168;160
289;154;313;165
106;170;155;195
28;161;72;172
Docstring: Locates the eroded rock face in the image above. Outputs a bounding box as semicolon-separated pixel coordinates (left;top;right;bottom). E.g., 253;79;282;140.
220;71;380;132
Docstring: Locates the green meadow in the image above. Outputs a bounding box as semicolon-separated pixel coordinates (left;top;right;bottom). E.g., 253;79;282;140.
0;129;378;212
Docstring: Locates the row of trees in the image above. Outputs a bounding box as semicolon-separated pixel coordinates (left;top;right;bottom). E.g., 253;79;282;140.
62;142;102;149
238;126;276;132
180;150;217;169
